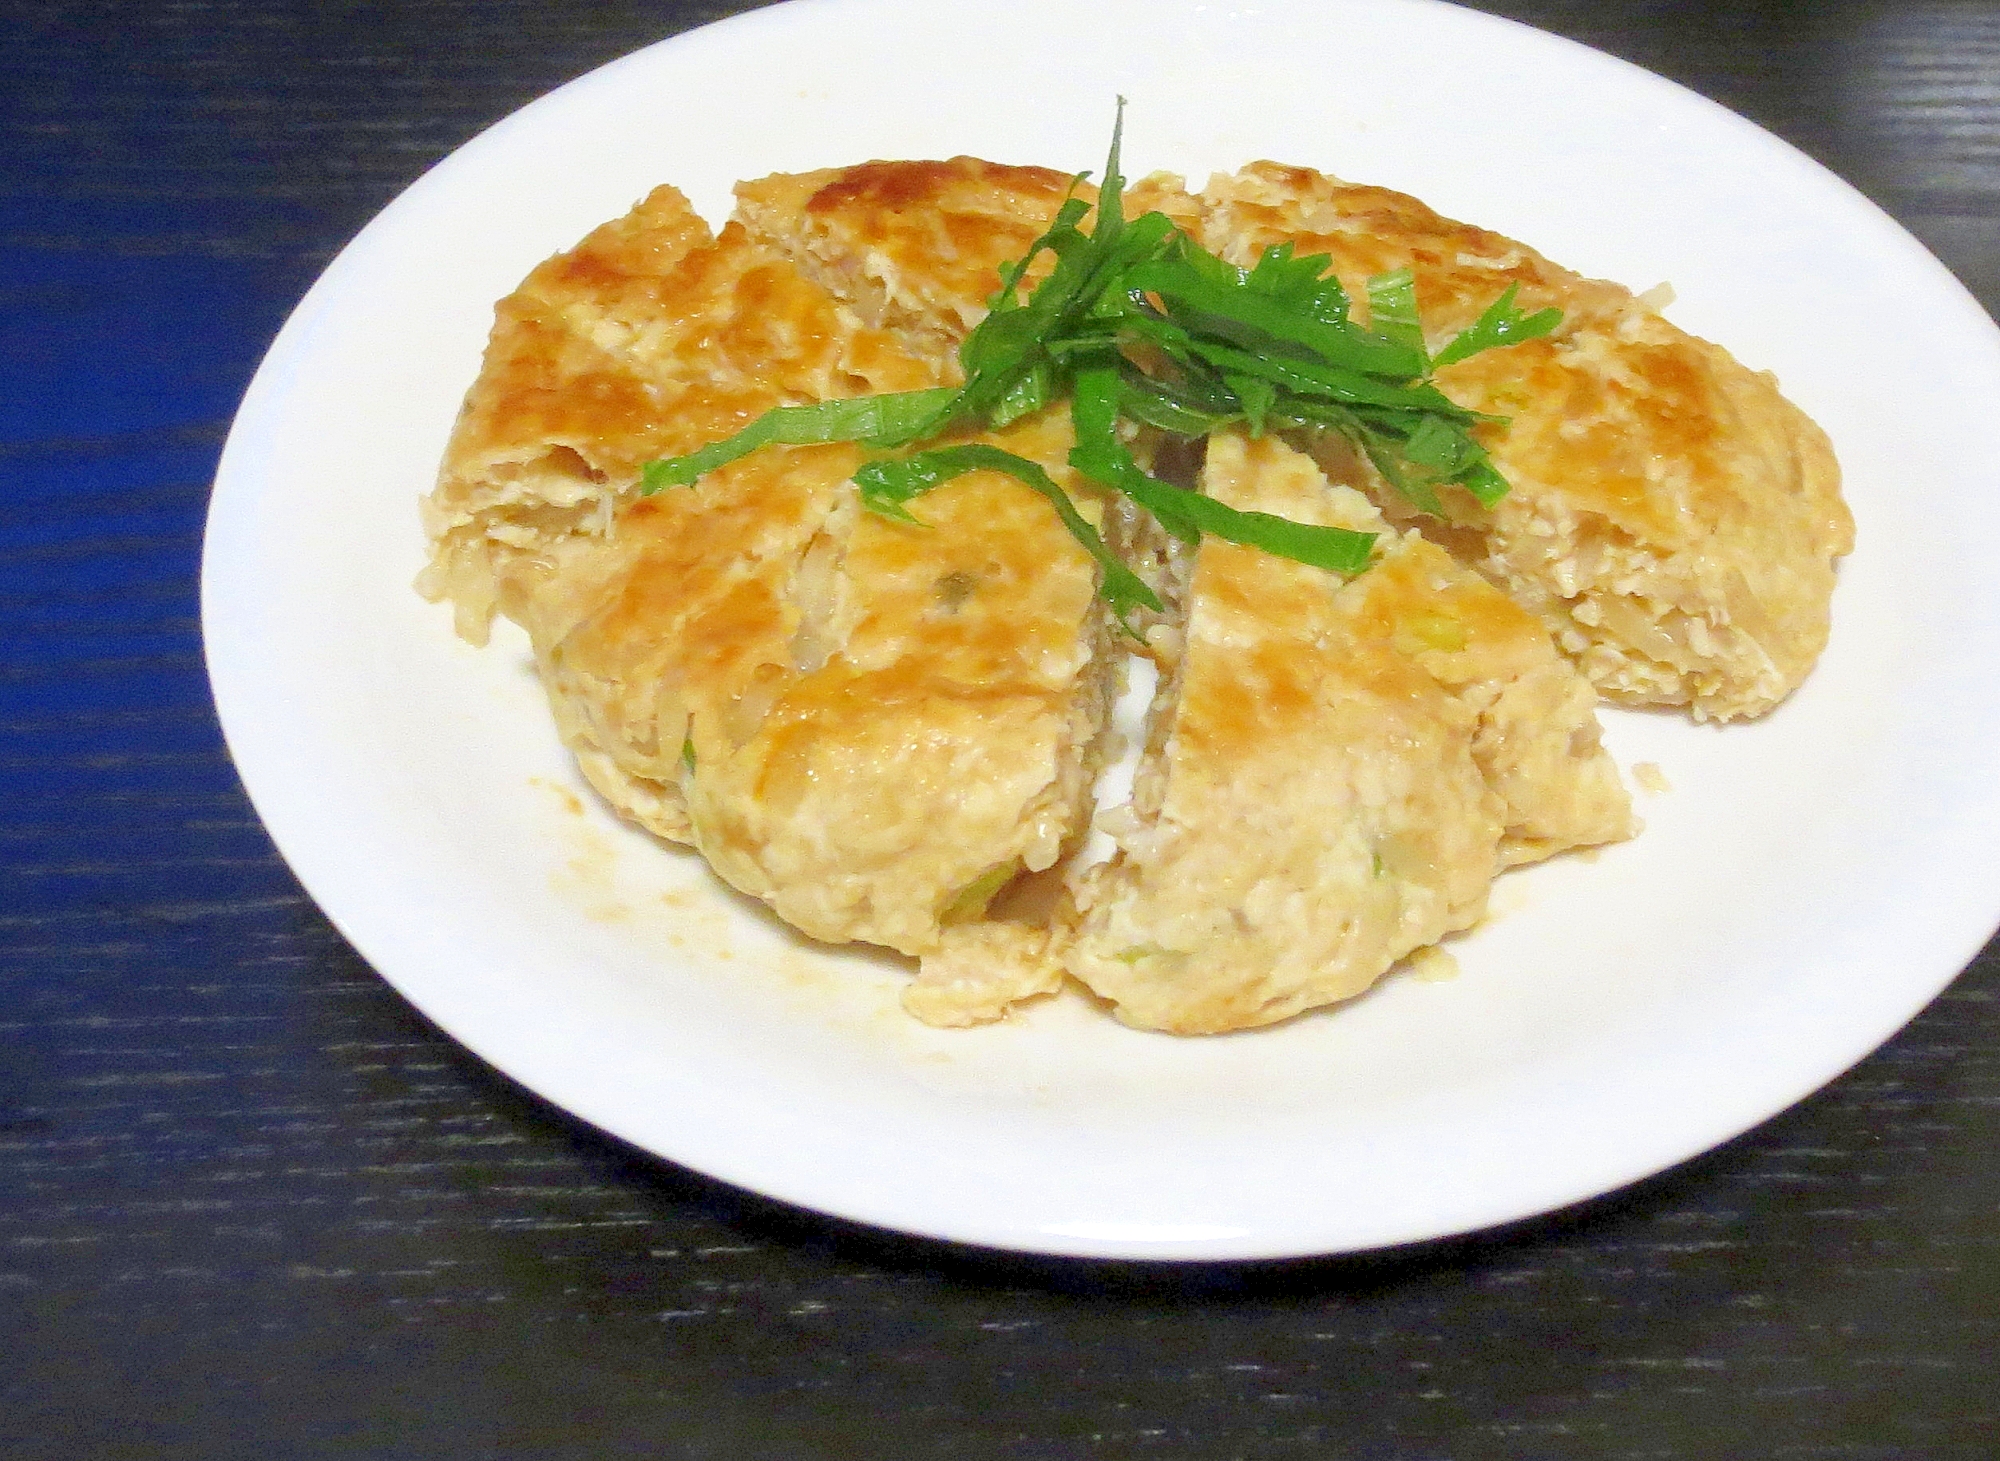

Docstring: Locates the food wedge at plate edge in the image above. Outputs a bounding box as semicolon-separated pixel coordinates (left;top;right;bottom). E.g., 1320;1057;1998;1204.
1193;162;1851;722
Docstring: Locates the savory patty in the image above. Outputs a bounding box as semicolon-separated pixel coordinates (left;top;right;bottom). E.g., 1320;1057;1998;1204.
421;148;1840;1034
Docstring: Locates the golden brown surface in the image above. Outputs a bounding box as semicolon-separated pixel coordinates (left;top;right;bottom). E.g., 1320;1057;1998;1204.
735;157;1082;359
1199;161;1630;339
420;183;945;643
1061;434;1632;1034
512;416;1118;967
1195;162;1851;721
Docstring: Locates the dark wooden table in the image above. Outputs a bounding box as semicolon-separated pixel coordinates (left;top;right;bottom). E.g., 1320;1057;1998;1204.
6;2;1999;1456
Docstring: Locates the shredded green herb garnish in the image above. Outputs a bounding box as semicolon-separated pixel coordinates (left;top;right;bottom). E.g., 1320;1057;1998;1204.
640;103;1561;622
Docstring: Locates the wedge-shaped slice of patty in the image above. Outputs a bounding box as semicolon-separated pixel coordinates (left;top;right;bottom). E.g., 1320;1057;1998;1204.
520;412;1120;965
1195;162;1852;721
691;412;1121;961
421;183;944;643
426;164;1119;977
1061;432;1633;1035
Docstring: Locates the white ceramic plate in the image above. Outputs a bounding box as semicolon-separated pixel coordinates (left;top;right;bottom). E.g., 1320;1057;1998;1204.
202;0;2000;1259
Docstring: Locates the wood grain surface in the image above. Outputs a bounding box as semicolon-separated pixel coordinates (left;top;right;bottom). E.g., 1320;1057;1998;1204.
3;2;1997;1457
